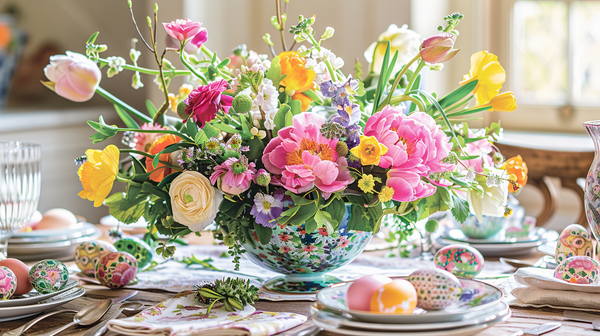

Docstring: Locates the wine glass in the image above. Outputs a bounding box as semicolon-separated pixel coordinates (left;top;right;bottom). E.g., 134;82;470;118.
0;142;41;259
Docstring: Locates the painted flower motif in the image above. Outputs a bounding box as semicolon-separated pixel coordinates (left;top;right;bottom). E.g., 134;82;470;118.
461;50;506;106
169;171;224;231
43;51;101;102
278;51;316;93
280;246;292;253
210;156;256;195
278;233;291;242
134;123;170;155
185;79;233;128
303;245;316;252
262;112;354;194
111;263;136;286
78;145;120;207
146;134;181;183
318;227;328;236
250;191;284;228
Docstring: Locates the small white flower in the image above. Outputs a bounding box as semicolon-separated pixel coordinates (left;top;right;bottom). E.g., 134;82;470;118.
106;56;126;78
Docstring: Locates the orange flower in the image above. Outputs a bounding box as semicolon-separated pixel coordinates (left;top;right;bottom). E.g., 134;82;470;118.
0;23;11;50
505;155;528;193
146;134;181;182
292;92;312;112
278;51;316;94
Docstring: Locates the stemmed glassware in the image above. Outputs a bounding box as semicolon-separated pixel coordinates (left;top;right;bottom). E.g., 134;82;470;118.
0;142;41;259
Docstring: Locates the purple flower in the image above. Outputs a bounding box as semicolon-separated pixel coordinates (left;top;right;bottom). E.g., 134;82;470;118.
250;191;284;228
345;124;361;149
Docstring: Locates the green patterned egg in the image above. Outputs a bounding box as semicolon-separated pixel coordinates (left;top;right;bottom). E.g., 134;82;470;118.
29;259;69;294
114;237;153;269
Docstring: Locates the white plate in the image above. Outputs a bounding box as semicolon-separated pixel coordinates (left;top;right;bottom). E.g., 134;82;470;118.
441;228;557;244
312;301;509;331
0;278;78;307
316;278;503;324
0;286;85;321
537;241;557;256
312;304;511;335
7;223;98;243
7;228;102;260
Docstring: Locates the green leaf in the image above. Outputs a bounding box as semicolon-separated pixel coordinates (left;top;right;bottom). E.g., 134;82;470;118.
304;217;317;235
301;89;323;104
212;122;240;134
285;111;293;127
244;136;265;161
186;117;198;140
253;223;273;245
273;104;291;135
372;42;391;111
438;80;478;109
239;114;251;138
157;172;181;189
203;123;221;138
195;129;208;144
289;99;302;115
113;104;140;129
105;192;147;224
346;195;383;232
146;100;158;117
265;56;287;88
87;31;99;44
421;187;452;220
450;194;470;223
88;116;118;136
323;198;345;231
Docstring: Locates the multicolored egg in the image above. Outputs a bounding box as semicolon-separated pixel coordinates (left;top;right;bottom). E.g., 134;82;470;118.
346;275;392;311
114;238;153;269
434;245;484;278
74;240;117;276
0;266;17;300
555;224;593;265
554;256;599;284
370;279;417;314
407;269;462;309
95;252;138;289
29;259;69;294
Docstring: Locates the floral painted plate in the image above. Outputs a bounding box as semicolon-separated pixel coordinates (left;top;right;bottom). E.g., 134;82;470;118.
0;278;78;307
316;277;503;324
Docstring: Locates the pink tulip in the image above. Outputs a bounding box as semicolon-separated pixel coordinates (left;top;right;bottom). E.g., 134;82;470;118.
420;33;461;64
43;52;101;102
163;19;202;44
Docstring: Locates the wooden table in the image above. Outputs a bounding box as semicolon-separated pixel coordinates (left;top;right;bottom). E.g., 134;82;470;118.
2;254;599;336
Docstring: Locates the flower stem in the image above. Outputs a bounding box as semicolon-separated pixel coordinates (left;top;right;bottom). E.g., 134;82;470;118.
95;86;153;124
389;94;425;111
120;149;155;159
377;53;421;111
180;50;208;85
405;59;425;93
307;34;338;81
97;59;191;76
275;0;287;51
118;127;195;144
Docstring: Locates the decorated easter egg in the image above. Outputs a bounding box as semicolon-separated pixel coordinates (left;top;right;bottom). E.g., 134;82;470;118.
29;259;69;294
555;224;593;265
95;251;138;289
74;240;118;276
114;238;153;269
434;244;484;278
370;279;417;314
0;258;32;295
554;255;599;284
0;266;17;300
347;275;392;311
407;268;462;309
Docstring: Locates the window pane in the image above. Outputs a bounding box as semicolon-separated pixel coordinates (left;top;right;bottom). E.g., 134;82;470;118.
513;1;568;105
572;2;600;105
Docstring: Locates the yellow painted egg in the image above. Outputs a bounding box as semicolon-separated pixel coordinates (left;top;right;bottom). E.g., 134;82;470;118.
74;240;117;276
555;224;593;265
370;279;417;314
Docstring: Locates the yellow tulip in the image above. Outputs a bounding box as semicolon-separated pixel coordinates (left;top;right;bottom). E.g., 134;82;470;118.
78;144;120;207
350;135;388;166
461;51;506;105
490;92;517;112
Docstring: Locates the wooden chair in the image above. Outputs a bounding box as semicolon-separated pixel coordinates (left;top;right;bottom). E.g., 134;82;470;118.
495;131;595;227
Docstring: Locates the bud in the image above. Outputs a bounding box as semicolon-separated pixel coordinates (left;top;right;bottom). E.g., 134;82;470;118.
336;141;348;157
223;234;235;246
177;100;188;119
321;27;335;40
250;127;259;136
270;16;281;30
490;92;517;112
128;0;132;8
130;48;141;63
430;63;444;71
132;72;144;89
420;33;460;64
232;94;252;114
147;16;152;28
255;169;271;186
95;44;108;53
263;33;274;47
232;44;248;57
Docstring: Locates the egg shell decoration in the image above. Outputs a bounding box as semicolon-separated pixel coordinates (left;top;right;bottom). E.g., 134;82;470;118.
407;268;462;310
370;279;417;314
554;255;599;284
114;237;153;269
74;240;118;276
346;275;392;311
29;259;69;294
0;258;32;295
434;244;484;278
555;224;594;265
95;251;138;289
0;266;17;300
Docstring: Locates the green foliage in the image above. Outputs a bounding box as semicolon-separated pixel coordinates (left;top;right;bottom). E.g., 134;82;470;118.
265;56;287;88
113;104;140;129
104;192;147;224
346;194;383;232
273;103;291;134
421;187;452;219
438;80;478;109
450;194;470;223
193;277;259;314
88;116;119;143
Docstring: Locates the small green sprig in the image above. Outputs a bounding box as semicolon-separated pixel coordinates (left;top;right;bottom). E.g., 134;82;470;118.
193;277;259;314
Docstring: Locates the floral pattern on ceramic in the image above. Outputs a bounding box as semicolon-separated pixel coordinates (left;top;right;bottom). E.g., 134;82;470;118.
434;245;484;278
555;224;593;265
28;259;69;294
243;205;373;293
584;121;600;241
407;269;462;310
0;266;16;300
74;240;117;276
114;237;153;269
459;214;506;239
95;251;138;289
554;255;599;284
108;290;307;335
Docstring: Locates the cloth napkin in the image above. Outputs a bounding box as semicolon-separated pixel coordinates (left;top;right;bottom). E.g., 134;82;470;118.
509;267;600;311
107;290;306;336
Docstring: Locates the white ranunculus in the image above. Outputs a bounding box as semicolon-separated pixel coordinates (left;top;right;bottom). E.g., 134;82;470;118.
466;169;509;222
364;24;421;75
169;171;223;231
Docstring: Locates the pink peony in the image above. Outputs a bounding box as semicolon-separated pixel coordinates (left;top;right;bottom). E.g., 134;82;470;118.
463;131;493;173
262;112;354;194
210;156;256;195
363;106;453;202
134;123;170;155
185;79;233;128
163;19;202;44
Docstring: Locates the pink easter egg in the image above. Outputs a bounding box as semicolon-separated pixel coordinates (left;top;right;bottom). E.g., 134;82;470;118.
346;275;392;311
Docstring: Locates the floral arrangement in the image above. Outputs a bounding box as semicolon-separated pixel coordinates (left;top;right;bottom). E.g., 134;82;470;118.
43;1;527;264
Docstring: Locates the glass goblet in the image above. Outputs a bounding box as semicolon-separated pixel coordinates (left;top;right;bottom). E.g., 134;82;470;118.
0;142;41;259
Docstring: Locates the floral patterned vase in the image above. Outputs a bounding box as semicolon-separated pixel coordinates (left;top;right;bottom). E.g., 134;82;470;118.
243;205;373;293
585;121;600;241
